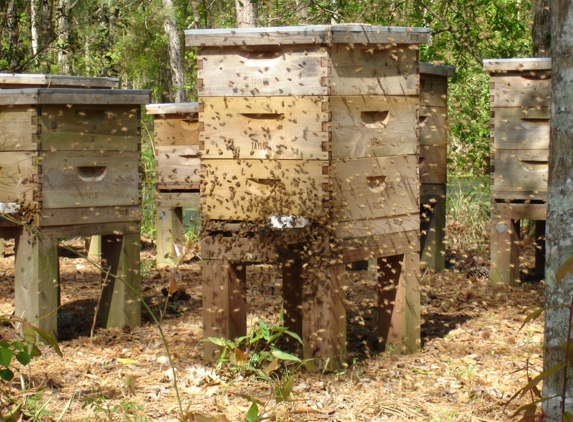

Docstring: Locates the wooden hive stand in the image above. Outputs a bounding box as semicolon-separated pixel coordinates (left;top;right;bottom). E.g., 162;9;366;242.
145;103;200;267
0;79;150;338
185;25;429;371
485;58;550;286
419;63;455;272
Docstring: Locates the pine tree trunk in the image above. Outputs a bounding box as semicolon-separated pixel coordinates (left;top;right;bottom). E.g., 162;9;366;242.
532;0;551;57
162;0;186;103
235;0;256;28
542;1;573;418
30;0;39;58
7;0;19;69
57;0;70;74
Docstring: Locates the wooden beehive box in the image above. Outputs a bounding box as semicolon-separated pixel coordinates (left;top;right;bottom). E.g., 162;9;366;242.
484;58;551;201
0;88;150;231
186;25;429;234
0;73;119;89
146;102;201;191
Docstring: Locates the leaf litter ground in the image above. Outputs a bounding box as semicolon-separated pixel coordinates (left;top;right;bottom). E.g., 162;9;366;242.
0;237;544;421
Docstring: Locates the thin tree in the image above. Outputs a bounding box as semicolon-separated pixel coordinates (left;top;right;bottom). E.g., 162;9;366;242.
533;0;551;57
162;0;185;103
542;1;573;418
236;0;256;27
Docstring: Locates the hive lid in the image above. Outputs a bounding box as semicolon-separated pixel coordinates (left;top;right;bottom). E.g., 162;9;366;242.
146;102;199;115
483;58;551;73
420;62;455;77
0;73;119;88
185;25;430;47
0;88;151;105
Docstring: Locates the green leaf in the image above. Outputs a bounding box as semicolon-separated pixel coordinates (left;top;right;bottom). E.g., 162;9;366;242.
22;321;36;345
284;330;303;344
556;255;573;285
561;342;573;369
258;318;270;341
207;337;225;347
0;347;13;368
16;350;31;366
563;412;573;422
245;401;258;422
276;376;295;403
117;358;138;365
31;325;62;357
0;368;14;382
271;349;301;362
0;341;9;349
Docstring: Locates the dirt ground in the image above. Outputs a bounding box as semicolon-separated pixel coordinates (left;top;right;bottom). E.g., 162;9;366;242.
0;237;544;421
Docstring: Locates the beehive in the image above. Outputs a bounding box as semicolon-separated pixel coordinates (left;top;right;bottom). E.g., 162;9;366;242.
0;73;119;89
186;25;429;369
419;63;454;271
146;102;201;266
484;58;550;285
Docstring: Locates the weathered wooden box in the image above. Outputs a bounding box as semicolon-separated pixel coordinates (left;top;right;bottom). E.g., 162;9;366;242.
485;58;551;201
0;88;150;231
0;73;119;89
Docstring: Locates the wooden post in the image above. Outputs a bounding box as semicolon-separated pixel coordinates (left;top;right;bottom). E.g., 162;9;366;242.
14;230;59;339
490;216;521;286
420;201;446;271
100;233;141;329
535;220;546;277
87;235;102;261
282;261;302;338
0;238;4;257
378;253;421;354
156;206;184;268
302;263;346;372
202;259;247;360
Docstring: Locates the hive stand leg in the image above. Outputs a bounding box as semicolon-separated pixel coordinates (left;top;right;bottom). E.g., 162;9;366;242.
87;235;102;261
14;230;59;339
202;259;247;360
490;217;520;286
302;263;346;372
535;220;546;277
378;253;420;354
100;233;141;329
156;206;183;268
282;260;302;338
420;201;446;271
0;238;4;257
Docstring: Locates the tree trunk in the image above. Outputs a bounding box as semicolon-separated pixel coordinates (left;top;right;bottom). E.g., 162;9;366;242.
533;0;551;57
31;0;39;58
296;0;311;24
7;0;19;69
235;0;256;28
190;1;201;29
57;0;70;74
542;2;573;418
162;0;186;103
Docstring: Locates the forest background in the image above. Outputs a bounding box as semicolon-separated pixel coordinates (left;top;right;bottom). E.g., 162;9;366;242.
0;0;543;182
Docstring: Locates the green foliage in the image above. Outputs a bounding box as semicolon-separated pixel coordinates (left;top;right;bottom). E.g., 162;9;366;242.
78;394;150;422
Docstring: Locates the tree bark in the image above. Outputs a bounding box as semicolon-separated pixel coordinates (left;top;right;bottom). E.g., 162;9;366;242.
542;2;573;418
57;0;70;74
296;0;311;24
190;1;201;29
162;0;185;103
235;0;256;28
533;0;551;57
31;0;39;58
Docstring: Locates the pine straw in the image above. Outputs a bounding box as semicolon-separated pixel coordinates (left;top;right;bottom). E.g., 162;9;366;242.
0;240;544;421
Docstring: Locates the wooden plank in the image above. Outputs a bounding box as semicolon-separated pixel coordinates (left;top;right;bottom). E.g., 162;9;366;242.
100;233;141;329
339;229;420;263
483;58;551;72
201;234;279;261
282;260;303;338
491;149;548;199
490;217;521;286
156;191;200;208
201;96;328;160
155;206;184;268
420;106;447;145
87;235;101;261
302;263;346;372
490;107;549;150
0;105;38;151
420;75;448;107
39;221;140;238
420;183;447;203
14;229;59;339
153;115;200;147
330;25;429;44
535;220;546;277
197;46;328;97
201;159;328;221
0;73;118;88
420;201;446;271
335;214;419;241
155;145;200;189
0;89;151;106
329;44;419;96
38;150;141;209
146;102;199;115
378;252;420;354
329;95;418;159
419;144;447;184
490;75;550;108
0;151;38;206
35;206;142;226
202;259;247;360
420;62;455;78
37;104;141;152
0;238;3;257
330;155;418;222
491;202;547;221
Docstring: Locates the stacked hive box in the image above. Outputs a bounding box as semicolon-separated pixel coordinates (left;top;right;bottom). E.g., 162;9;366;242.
419;63;454;271
0;74;150;337
186;25;429;370
146;103;200;267
485;58;550;286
